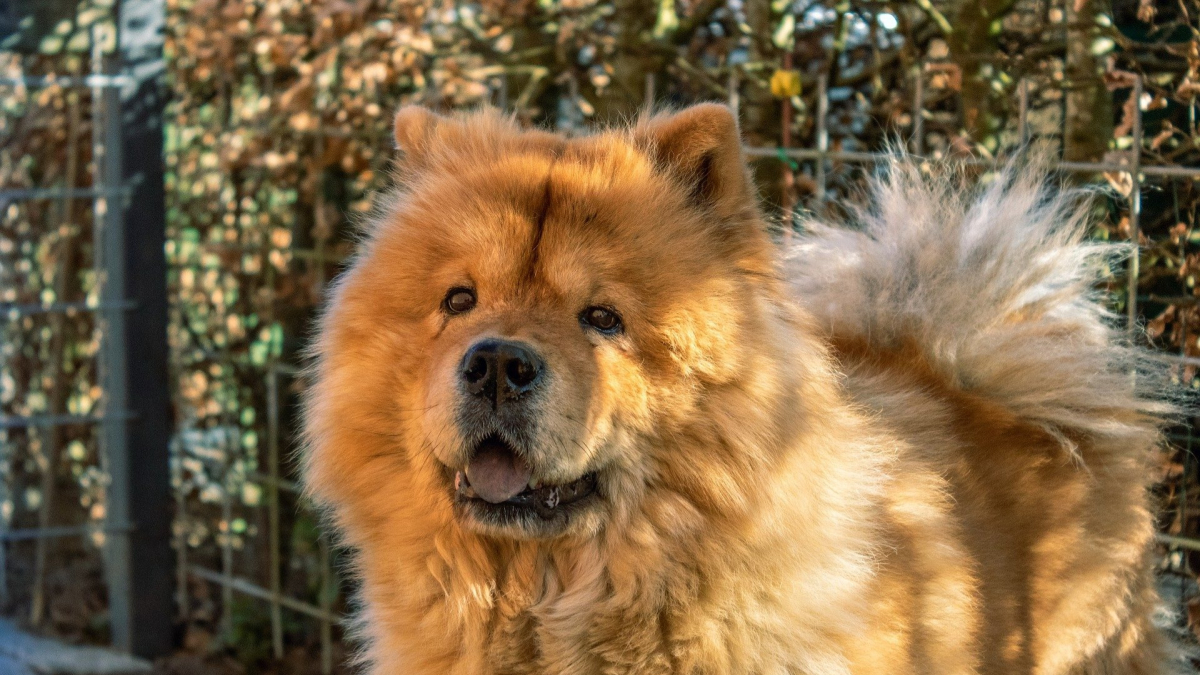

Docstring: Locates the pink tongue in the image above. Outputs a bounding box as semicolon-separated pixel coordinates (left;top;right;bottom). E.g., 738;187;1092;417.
465;440;532;504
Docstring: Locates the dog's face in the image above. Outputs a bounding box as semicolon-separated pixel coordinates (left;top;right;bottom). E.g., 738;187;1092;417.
311;105;776;540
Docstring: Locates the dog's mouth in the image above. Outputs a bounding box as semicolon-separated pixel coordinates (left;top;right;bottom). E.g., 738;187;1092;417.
453;435;598;521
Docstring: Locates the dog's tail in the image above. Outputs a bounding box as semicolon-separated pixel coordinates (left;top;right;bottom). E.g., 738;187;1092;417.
786;158;1176;459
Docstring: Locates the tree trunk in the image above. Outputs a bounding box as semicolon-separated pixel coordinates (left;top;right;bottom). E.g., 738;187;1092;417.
1063;0;1113;162
950;0;1018;149
594;0;659;123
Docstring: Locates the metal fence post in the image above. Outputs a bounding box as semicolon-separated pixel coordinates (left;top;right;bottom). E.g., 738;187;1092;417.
267;369;284;660
912;64;924;155
814;73;829;206
96;26;133;656
1017;78;1030;147
102;0;174;656
1126;76;1144;331
727;68;739;113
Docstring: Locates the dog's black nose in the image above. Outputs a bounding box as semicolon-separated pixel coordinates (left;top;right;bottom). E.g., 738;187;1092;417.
461;339;545;407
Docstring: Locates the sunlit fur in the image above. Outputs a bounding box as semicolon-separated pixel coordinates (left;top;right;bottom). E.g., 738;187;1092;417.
302;104;1177;674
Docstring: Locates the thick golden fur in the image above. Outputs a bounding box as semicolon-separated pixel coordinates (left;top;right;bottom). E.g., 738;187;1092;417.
301;104;1176;674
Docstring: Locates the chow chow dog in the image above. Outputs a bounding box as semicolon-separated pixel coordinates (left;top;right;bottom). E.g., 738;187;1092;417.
301;103;1177;674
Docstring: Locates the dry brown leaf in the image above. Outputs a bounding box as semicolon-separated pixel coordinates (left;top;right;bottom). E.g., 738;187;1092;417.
1151;125;1175;151
1187;599;1200;637
1113;93;1137;138
1103;68;1139;91
1137;0;1156;23
279;79;315;113
1170;222;1189;244
926;63;963;92
1104;171;1133;197
1177;78;1200;99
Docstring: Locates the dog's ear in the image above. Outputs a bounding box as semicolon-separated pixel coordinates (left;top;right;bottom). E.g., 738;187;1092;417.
636;104;754;212
392;105;445;169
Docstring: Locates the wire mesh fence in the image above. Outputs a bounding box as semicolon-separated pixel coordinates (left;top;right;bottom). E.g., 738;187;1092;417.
0;39;124;638
3;0;1200;670
1;0;172;656
162;69;1200;674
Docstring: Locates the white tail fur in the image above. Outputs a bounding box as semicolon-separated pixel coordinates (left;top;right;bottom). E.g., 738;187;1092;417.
785;159;1175;459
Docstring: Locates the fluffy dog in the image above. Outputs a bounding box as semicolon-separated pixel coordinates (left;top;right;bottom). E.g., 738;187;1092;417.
301;103;1176;674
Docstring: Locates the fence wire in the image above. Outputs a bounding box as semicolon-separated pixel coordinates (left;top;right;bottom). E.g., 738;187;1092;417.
160;64;1200;674
1;41;136;648
1;0;172;656
2;0;1198;670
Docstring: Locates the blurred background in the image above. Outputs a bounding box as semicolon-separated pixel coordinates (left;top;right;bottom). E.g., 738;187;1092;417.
1;0;1199;672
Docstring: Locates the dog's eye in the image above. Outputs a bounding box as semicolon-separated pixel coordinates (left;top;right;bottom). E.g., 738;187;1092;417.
444;287;477;314
581;306;622;334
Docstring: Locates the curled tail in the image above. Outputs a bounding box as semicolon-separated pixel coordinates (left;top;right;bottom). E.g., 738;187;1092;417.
786;159;1175;458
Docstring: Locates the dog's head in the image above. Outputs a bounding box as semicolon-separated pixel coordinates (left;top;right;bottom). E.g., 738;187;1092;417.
306;105;790;540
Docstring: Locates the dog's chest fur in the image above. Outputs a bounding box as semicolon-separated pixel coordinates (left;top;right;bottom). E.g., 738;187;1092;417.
478;546;681;675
